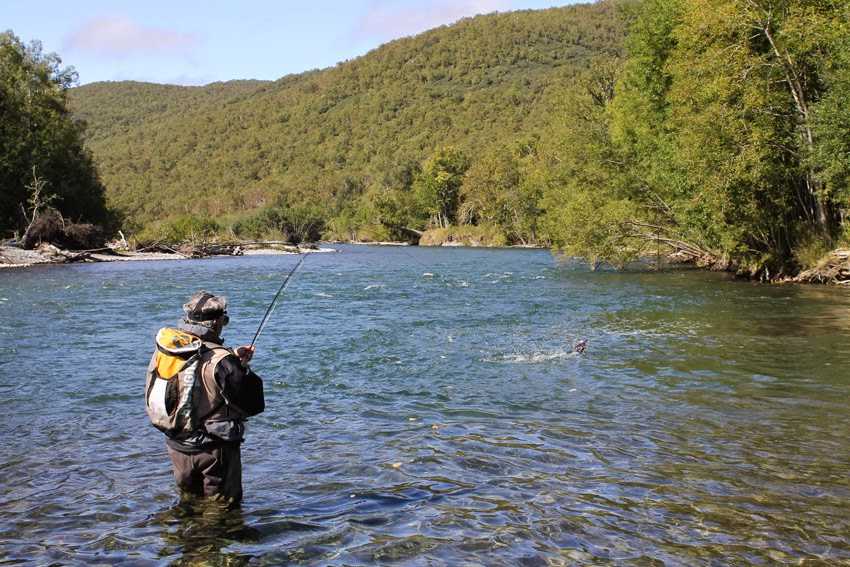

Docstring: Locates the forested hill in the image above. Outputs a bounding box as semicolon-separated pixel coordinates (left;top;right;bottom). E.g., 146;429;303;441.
68;1;625;235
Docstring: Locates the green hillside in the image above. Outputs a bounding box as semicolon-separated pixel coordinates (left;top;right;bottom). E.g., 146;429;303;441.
68;1;625;237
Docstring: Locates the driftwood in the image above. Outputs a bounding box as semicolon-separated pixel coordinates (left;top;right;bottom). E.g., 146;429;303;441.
136;242;192;258
380;224;423;243
59;251;97;263
401;227;423;238
136;242;173;254
137;241;306;258
794;249;850;285
175;243;246;258
1;239;322;268
232;240;314;251
32;243;101;264
172;241;314;257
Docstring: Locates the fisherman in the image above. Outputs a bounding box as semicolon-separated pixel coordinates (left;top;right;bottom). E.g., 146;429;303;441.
145;291;264;506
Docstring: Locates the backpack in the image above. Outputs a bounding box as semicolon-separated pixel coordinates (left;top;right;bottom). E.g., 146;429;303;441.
144;328;228;438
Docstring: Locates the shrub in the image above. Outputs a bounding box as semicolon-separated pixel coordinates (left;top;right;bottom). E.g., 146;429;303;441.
419;224;508;247
136;215;221;244
231;205;325;244
21;208;104;250
793;230;834;271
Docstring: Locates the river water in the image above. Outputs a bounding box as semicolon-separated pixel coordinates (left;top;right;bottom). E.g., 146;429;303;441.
1;245;849;565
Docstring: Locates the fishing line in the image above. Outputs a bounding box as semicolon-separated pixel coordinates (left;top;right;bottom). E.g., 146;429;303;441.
250;252;308;347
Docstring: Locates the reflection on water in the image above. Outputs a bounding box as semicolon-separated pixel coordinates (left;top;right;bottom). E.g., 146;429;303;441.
1;245;850;564
154;501;260;565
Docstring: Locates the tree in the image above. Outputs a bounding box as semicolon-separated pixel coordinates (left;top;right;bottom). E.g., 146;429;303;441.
541;57;665;266
659;0;848;274
737;0;840;231
20;167;55;236
543;0;850;277
460;143;542;244
809;9;850;220
414;147;470;228
0;31;110;235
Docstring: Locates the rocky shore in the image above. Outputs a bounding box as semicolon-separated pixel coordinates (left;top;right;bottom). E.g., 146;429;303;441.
0;242;335;269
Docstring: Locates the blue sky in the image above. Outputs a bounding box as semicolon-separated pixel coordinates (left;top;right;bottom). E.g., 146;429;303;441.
5;0;581;86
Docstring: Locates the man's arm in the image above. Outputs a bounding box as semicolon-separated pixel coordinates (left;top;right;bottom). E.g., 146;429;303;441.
215;354;265;417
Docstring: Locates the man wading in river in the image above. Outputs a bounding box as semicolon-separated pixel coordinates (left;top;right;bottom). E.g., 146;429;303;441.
145;291;264;505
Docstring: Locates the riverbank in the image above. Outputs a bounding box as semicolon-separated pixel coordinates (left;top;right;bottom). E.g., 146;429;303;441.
0;242;336;269
790;249;850;285
6;239;849;286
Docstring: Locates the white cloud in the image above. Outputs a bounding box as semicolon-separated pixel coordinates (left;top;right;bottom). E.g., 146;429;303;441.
65;16;198;58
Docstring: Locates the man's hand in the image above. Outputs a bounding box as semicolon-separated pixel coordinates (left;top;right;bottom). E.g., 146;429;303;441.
235;345;255;365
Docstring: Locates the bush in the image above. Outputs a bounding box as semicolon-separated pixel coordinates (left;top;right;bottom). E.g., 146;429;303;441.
232;205;325;244
21;208;104;250
136;215;221;244
353;224;394;243
793;230;834;271
61;222;104;250
419;224;508;247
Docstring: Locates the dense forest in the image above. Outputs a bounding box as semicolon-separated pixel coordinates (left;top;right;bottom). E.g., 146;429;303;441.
543;0;850;278
0;31;111;241
6;0;849;278
67;1;627;244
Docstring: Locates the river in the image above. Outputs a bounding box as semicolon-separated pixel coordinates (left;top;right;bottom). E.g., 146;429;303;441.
1;245;849;565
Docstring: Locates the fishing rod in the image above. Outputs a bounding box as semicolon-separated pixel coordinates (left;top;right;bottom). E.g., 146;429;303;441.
250;252;308;347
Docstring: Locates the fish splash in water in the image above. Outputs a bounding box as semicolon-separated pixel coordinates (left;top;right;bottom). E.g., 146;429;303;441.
484;351;577;364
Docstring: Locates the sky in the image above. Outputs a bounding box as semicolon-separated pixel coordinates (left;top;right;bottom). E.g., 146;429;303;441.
4;0;581;86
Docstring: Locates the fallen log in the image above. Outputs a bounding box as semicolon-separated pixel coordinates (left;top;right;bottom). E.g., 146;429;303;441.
58;251;97;263
793;249;850;284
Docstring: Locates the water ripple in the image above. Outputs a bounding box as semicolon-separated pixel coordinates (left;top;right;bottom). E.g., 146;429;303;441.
1;246;850;564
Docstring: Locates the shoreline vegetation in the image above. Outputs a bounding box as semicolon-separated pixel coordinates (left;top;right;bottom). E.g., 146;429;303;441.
3;234;850;285
4;1;850;284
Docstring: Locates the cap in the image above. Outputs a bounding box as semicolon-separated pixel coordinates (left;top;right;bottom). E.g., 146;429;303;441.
183;290;228;323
